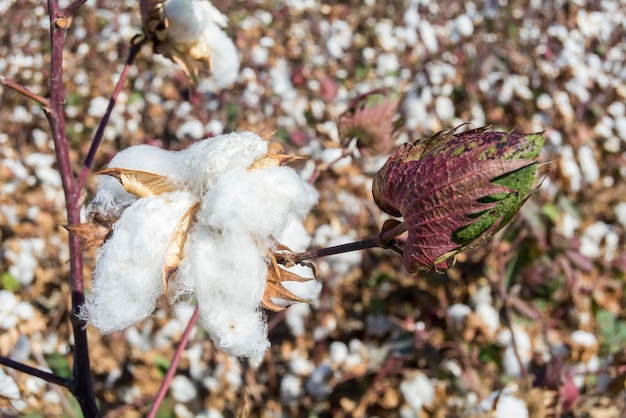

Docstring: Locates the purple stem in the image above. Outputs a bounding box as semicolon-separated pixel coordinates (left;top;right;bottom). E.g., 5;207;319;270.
286;221;407;264
0;356;72;389
146;307;200;418
0;74;51;108
78;38;145;189
45;1;98;415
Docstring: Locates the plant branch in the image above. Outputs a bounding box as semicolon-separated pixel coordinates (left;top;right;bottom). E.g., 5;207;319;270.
0;356;72;389
0;74;51;109
146;307;199;418
46;0;98;415
61;0;88;18
78;37;147;189
281;220;407;265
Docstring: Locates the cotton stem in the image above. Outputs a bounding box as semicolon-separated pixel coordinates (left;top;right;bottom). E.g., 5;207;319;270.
0;356;73;389
46;0;98;415
282;220;407;264
146;307;199;418
78;37;146;189
0;74;51;109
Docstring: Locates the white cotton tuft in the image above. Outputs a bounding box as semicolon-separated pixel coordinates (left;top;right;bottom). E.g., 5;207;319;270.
200;308;269;365
164;0;228;42
164;0;239;88
197;18;240;89
80;191;197;333
177;225;269;363
88;145;185;219
400;372;435;411
495;394;529;418
181;132;268;195
199;167;318;238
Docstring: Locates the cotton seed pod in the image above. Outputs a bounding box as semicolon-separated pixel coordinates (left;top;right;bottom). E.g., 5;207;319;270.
140;0;239;86
372;127;544;272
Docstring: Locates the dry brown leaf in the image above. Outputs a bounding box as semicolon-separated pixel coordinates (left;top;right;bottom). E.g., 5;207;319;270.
248;141;305;171
96;168;181;198
64;222;112;249
261;252;316;312
161;201;201;293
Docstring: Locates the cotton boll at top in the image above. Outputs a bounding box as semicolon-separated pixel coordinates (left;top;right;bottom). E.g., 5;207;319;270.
181;132;268;195
163;0;239;88
164;0;228;44
199;167;318;239
194;15;240;89
80;191;197;333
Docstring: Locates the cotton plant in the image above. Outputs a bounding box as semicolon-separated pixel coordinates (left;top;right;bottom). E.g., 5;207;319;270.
71;132;319;364
140;0;239;86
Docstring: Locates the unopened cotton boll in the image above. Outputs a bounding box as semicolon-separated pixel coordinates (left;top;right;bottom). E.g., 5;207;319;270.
80;191;198;333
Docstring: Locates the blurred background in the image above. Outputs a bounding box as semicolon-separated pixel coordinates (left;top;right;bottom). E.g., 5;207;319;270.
0;0;625;416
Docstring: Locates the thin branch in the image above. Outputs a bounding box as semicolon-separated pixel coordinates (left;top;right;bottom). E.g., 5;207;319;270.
0;74;51;109
46;0;98;415
61;0;88;18
78;37;146;189
282;221;408;264
146;307;199;418
0;356;72;389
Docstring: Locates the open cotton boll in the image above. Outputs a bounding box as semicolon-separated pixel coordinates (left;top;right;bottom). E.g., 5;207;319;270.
81;191;197;333
199;167;318;238
196;17;240;89
88;145;185;219
182;132;268;195
163;0;228;43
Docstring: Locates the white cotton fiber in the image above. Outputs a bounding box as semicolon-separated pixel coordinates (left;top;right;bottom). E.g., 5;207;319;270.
199;167;318;238
80;191;197;333
164;0;239;88
198;16;240;88
181;132;268;195
88;145;186;219
400;372;435;411
164;0;226;44
177;225;269;363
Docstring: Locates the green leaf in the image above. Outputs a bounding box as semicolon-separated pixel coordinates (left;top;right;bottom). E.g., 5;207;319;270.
1;272;21;292
44;353;72;379
596;309;626;354
153;355;171;378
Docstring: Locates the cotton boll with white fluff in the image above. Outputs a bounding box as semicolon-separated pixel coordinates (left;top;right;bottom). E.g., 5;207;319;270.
163;0;227;43
80;191;198;333
163;0;239;88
